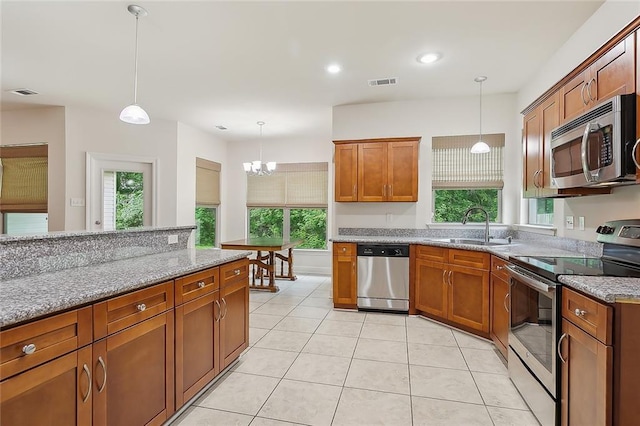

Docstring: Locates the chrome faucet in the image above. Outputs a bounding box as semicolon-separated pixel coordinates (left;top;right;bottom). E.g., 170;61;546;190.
462;206;490;243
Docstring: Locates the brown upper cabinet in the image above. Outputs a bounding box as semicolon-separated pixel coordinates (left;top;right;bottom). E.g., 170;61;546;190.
333;137;420;202
636;29;640;182
560;33;635;122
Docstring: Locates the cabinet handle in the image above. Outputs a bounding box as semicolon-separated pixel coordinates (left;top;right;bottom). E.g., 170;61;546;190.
536;169;544;188
448;270;453;286
221;297;228;320
22;343;36;355
442;270;447;285
81;363;91;403
389;184;392;197
632;139;640;170
503;293;510;313
587;78;595;101
496;265;504;270
197;281;206;288
136;303;146;312
214;299;222;322
532;170;540;188
580;82;589;105
353;185;356;197
383;185;386;197
97;356;107;393
234;269;241;276
574;308;586;317
342;247;346;253
558;333;568;364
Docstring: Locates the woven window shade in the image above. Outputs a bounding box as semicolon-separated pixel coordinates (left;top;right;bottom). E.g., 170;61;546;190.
0;145;48;212
432;134;504;189
196;158;221;206
247;162;328;207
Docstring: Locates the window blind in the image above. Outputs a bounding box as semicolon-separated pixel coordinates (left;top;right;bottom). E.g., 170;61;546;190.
247;162;328;207
0;144;48;212
432;134;504;189
196;158;221;206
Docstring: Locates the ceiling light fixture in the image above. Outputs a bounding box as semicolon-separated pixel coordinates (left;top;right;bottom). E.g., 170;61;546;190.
243;121;276;176
120;4;150;125
417;52;441;64
471;76;490;154
327;64;342;74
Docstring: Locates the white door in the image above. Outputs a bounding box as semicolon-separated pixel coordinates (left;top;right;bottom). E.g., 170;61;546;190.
87;153;156;231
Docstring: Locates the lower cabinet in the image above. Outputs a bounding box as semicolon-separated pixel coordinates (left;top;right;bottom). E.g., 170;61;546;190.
220;273;249;370
332;242;357;309
490;256;510;358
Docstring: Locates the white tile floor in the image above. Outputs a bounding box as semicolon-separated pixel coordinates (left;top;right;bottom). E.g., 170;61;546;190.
171;275;540;426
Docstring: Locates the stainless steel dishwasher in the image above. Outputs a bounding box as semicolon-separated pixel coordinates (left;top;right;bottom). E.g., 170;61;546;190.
357;244;410;312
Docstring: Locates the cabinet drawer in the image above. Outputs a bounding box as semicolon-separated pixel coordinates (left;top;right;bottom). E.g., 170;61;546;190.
0;306;92;379
491;256;510;282
562;287;613;345
333;243;355;257
93;281;174;340
416;245;448;262
175;267;219;305
449;249;490;270
220;258;249;287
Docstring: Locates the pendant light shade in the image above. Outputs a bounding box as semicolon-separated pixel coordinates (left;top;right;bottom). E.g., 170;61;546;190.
471;76;489;154
120;5;150;125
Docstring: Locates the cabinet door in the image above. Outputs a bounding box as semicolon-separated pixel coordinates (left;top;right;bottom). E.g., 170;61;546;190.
590;33;635;103
220;278;249;370
358;143;387;201
0;346;92;426
387;141;418;201
93;311;175;426
448;265;490;333
334;144;358;202
175;292;220;407
560;70;590;121
539;91;560;195
490;274;509;359
522;106;542;198
414;259;447;319
560;319;612;426
332;254;357;308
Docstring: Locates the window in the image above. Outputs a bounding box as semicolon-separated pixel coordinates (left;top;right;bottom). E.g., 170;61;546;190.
432;134;504;223
528;199;554;226
0;144;48;215
247;163;328;249
195;158;221;247
3;213;48;235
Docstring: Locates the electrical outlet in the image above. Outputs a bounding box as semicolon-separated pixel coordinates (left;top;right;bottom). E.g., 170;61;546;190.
565;216;574;230
70;198;85;207
168;235;179;244
578;216;585;231
386;213;393;223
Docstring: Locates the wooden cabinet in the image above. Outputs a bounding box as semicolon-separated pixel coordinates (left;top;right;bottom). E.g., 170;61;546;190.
0;307;93;426
561;34;635;122
219;258;250;370
332;242;357;309
333;137;420;202
636;29;640;182
489;256;510;359
412;246;490;336
175;267;221;407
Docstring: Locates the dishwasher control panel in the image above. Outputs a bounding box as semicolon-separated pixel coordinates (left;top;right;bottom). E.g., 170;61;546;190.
357;244;409;257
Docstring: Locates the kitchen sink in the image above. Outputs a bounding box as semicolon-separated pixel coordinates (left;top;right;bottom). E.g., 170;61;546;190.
431;238;511;246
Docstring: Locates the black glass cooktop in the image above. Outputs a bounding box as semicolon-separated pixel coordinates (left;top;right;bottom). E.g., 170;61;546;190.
510;255;640;282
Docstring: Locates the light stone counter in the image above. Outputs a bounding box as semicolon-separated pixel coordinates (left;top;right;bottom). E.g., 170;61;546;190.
558;275;640;303
0;248;251;328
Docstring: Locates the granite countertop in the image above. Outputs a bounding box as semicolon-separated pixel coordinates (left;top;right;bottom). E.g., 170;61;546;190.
558;275;640;303
0;248;251;328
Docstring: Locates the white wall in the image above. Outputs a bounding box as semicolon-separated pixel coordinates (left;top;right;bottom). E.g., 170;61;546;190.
332;94;520;235
176;122;229;239
1;107;66;231
64;106;178;230
517;1;640;240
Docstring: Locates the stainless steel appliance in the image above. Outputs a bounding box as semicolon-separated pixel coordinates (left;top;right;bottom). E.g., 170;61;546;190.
356;244;409;312
550;94;637;189
507;219;640;426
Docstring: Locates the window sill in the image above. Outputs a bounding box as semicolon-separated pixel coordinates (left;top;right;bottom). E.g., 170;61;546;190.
513;224;557;236
426;223;508;229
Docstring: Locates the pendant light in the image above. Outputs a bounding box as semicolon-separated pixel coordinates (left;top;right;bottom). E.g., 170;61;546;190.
471;76;490;154
120;5;150;125
243;121;276;176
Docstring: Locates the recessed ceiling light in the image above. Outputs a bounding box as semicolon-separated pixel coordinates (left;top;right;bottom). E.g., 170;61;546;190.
417;52;442;64
326;64;342;74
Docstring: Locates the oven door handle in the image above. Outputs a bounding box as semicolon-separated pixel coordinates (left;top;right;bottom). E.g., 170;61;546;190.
505;265;553;293
581;122;600;183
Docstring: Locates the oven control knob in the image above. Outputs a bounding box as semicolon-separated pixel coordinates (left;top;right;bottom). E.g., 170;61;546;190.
394;249;403;256
596;225;615;234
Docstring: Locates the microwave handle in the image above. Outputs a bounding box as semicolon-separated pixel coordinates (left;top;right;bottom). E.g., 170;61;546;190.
581;122;600;183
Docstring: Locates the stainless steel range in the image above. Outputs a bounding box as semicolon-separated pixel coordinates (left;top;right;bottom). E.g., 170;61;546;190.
506;219;640;426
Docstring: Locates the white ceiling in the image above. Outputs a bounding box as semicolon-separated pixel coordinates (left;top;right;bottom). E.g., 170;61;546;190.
2;1;604;143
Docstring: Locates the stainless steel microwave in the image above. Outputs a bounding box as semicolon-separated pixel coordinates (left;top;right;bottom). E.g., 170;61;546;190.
550;94;637;189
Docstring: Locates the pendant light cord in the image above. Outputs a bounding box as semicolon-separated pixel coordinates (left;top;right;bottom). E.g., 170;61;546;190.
478;79;482;141
133;13;140;104
258;121;265;163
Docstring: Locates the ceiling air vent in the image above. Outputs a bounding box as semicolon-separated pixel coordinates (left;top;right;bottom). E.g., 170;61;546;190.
8;88;39;96
368;77;398;87
215;125;228;130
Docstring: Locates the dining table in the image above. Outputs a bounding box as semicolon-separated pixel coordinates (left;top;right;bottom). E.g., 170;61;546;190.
220;237;303;292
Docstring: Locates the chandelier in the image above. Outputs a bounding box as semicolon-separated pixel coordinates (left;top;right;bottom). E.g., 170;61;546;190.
243;121;276;176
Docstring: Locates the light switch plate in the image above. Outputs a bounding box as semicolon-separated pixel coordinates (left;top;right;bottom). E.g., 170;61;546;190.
70;198;85;207
578;216;585;231
565;215;574;230
168;235;179;244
